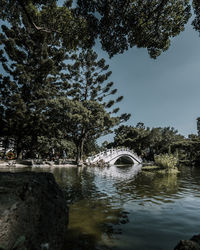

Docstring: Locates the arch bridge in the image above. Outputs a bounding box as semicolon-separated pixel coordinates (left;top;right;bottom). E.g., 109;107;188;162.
86;147;142;165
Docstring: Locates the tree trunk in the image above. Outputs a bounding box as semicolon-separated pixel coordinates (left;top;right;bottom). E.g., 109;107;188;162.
16;148;22;159
76;139;85;165
76;144;81;165
3;137;9;159
14;136;22;159
80;139;85;162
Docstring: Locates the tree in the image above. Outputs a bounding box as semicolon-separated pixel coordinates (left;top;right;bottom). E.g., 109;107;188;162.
0;1;92;49
47;97;125;163
192;0;200;33
147;127;184;158
112;124;150;156
112;124;185;160
49;49;130;163
0;12;130;161
0;16;71;157
0;0;192;58
1;0;194;160
75;0;191;58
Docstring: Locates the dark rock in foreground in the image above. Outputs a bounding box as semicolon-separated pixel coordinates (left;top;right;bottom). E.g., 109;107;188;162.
0;172;69;250
175;234;200;250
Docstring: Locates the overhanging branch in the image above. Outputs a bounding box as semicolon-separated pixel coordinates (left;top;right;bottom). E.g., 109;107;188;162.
17;0;61;33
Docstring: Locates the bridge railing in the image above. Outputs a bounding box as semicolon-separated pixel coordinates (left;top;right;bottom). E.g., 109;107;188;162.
86;147;142;164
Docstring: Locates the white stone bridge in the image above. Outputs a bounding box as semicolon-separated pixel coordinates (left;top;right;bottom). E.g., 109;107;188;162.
86;147;142;165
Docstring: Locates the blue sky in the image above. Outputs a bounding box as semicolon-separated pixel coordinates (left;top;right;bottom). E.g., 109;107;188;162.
96;19;200;140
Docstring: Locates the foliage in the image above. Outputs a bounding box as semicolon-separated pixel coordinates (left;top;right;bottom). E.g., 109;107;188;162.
83;138;101;158
192;0;200;33
154;154;178;169
111;123;150;156
111;123;184;160
74;0;191;58
36;136;76;159
0;1;91;49
0;0;192;58
111;121;200;167
1;0;199;162
0;16;129;161
147;127;184;158
58;49;130;162
0;16;70;157
172;135;200;167
0;235;27;250
47;96;127;162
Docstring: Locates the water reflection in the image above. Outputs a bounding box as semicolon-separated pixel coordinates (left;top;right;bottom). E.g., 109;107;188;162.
50;166;132;250
114;170;180;205
87;164;142;181
178;167;200;197
40;165;200;250
3;164;200;250
64;200;129;250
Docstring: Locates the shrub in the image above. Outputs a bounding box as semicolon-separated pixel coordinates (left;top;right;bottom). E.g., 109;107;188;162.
154;154;178;169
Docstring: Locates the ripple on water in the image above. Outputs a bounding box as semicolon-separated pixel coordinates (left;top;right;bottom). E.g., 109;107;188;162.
17;164;200;250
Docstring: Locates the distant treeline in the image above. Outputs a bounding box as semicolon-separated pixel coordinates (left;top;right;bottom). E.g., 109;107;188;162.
104;123;200;167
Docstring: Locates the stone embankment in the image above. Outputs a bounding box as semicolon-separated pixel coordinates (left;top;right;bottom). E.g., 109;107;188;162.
175;234;200;250
0;172;69;250
0;159;77;169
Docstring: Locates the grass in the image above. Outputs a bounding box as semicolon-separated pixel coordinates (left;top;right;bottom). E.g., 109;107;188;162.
154;154;178;169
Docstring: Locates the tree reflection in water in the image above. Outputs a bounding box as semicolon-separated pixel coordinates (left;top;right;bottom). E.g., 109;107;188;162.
43;165;200;250
114;170;179;205
52;167;129;250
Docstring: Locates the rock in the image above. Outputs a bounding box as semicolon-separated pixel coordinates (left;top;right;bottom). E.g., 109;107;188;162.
175;235;200;250
0;172;69;250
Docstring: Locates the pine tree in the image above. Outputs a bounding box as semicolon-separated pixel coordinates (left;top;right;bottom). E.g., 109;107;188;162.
0;17;70;157
51;49;130;163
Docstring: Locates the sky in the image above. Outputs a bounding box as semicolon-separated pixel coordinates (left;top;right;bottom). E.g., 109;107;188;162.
95;19;200;141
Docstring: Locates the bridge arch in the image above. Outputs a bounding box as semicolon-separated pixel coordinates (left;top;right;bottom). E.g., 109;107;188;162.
86;147;142;165
109;153;139;165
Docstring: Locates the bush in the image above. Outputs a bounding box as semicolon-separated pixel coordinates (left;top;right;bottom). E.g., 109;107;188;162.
154;154;178;169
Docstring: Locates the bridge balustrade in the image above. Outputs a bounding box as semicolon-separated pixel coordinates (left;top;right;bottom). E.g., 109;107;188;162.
86;147;142;165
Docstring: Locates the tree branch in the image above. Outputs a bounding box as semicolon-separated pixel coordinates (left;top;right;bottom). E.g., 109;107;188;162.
17;0;61;33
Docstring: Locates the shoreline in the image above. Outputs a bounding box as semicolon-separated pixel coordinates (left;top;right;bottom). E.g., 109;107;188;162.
0;160;79;169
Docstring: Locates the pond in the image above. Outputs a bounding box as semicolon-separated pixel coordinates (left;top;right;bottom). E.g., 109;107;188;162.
33;164;200;249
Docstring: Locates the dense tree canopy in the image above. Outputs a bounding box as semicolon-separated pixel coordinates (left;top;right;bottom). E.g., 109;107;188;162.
1;0;200;163
0;25;55;156
111;123;184;160
74;0;191;58
0;0;193;58
0;19;129;161
171;134;200;166
0;15;74;157
192;0;200;33
47;98;120;162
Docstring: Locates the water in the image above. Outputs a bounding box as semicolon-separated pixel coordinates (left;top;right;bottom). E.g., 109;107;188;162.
41;164;200;250
5;164;200;250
